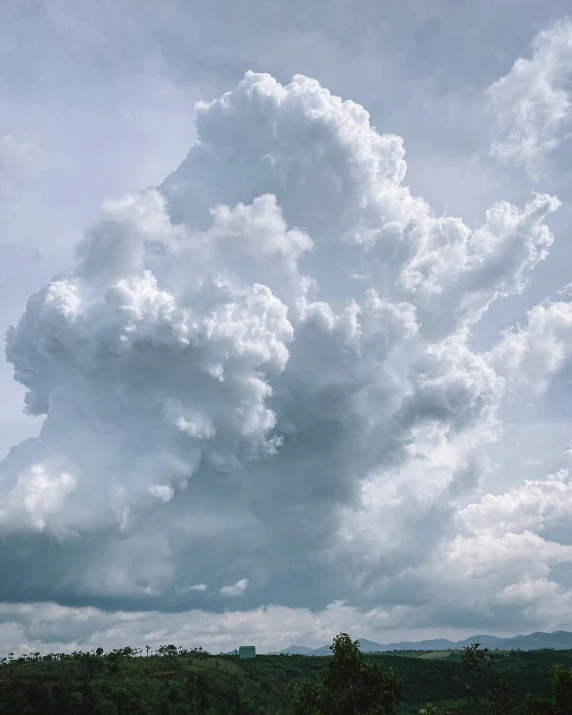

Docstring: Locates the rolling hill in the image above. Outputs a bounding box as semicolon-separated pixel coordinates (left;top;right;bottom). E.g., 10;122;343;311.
271;630;572;655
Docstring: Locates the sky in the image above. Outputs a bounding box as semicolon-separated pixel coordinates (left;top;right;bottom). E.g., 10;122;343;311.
1;0;572;656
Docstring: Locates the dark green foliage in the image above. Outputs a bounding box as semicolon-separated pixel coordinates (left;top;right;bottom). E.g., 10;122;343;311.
455;642;511;715
551;664;572;714
1;641;572;714
520;694;557;715
519;663;572;715
290;632;403;714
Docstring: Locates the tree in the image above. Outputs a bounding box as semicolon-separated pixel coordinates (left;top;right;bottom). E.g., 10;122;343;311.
67;691;84;715
456;642;510;715
521;693;557;715
521;664;572;715
551;664;572;714
291;632;403;715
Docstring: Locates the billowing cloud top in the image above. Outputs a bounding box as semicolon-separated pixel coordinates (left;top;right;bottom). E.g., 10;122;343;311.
1;72;569;634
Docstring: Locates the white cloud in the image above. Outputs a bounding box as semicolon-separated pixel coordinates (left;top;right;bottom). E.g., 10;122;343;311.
148;484;175;503
0;463;76;535
385;445;572;630
219;579;249;597
177;583;208;593
0;71;567;640
487;17;572;177
459;452;572;538
497;578;572;623
0;598;516;659
487;299;572;393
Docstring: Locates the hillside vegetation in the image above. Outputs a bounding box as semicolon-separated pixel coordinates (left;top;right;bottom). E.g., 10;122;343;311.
1;639;572;714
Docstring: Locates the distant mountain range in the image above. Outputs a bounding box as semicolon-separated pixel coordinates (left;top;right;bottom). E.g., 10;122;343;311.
263;631;572;655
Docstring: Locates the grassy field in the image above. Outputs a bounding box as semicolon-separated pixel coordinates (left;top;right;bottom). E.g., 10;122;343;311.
416;650;454;660
0;647;571;713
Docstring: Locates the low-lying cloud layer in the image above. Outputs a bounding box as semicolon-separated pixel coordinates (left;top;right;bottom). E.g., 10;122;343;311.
2;70;572;652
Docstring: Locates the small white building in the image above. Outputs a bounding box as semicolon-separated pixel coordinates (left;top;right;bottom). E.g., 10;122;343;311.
239;645;256;659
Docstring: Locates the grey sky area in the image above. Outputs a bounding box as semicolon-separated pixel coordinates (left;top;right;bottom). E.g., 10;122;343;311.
1;1;572;655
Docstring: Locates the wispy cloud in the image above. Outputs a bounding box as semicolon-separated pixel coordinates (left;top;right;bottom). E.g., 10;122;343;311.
487;17;572;178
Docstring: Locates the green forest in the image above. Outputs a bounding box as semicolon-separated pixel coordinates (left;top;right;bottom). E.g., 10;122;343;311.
1;635;571;714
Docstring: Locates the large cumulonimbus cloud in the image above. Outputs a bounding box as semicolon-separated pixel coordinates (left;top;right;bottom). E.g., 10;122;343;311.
0;72;566;617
